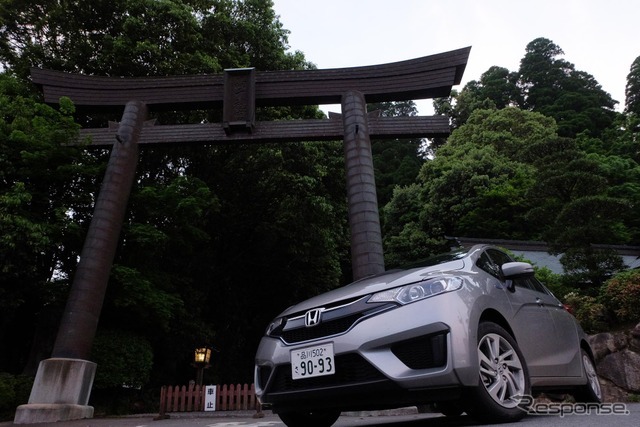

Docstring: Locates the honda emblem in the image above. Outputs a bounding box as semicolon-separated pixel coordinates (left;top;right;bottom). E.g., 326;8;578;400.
304;308;324;327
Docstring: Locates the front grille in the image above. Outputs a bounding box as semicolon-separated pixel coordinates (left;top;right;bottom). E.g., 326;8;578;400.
281;313;363;343
267;353;386;393
269;297;395;344
391;332;447;370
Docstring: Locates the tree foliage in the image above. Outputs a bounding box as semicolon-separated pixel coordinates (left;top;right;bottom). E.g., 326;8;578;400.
369;101;425;206
625;55;640;115
386;102;638;285
518;38;617;138
416;108;545;240
436;38;617;139
442;66;521;128
0;74;97;372
0;0;306;79
422;37;639;286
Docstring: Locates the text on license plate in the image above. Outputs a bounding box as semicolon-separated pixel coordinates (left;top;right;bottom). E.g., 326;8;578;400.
291;343;335;380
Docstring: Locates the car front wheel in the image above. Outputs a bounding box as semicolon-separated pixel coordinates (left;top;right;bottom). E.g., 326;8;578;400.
277;409;341;427
466;321;530;423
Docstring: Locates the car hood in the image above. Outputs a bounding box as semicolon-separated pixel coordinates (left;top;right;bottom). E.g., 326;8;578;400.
279;259;466;316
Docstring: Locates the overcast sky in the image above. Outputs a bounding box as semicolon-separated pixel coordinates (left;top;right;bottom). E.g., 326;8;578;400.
272;0;639;115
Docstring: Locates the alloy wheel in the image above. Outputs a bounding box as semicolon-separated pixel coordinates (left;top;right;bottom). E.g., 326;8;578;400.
477;332;526;408
582;352;602;401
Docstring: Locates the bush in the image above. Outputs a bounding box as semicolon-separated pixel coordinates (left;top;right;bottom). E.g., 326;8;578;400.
0;374;16;414
89;330;155;416
91;330;154;390
600;270;640;323
534;266;574;298
563;291;609;333
0;373;33;421
90;387;158;416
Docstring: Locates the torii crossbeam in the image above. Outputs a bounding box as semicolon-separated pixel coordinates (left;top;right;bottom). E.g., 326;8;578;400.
31;46;470;146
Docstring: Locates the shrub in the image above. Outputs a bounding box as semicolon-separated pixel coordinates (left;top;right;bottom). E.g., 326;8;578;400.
0;373;33;421
563;291;609;333
0;373;16;414
91;330;153;390
534;266;574;298
600;270;640;323
89;330;155;415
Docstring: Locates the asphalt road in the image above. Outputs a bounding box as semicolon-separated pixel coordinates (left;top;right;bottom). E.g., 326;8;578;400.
2;404;640;427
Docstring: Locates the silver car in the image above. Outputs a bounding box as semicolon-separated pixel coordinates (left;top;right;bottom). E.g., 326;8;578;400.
254;244;602;426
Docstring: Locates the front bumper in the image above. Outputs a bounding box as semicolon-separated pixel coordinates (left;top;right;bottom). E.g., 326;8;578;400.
254;293;476;412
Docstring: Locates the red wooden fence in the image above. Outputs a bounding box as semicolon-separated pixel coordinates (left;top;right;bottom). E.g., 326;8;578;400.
159;383;259;415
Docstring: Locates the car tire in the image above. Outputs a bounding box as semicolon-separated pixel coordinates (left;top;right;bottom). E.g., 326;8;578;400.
466;321;530;423
574;349;602;403
277;409;341;427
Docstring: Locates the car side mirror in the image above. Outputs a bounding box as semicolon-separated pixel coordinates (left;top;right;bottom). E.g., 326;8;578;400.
501;262;535;280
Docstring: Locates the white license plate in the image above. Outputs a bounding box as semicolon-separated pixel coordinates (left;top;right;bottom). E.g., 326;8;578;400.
290;343;335;380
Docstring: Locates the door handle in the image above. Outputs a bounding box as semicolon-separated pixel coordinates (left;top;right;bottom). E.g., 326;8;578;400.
536;297;544;306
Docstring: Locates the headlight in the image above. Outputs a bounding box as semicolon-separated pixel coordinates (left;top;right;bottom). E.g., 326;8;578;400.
368;276;464;305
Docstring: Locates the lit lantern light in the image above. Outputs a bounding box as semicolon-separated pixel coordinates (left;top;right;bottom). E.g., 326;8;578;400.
193;347;212;386
194;347;212;365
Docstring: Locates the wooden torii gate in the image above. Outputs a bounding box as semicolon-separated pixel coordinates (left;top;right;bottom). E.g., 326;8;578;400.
15;47;470;424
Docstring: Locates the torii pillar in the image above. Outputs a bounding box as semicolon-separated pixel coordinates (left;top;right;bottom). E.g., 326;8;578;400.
14;101;148;424
342;91;385;279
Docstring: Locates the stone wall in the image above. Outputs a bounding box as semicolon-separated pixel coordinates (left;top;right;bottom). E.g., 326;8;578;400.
589;323;640;402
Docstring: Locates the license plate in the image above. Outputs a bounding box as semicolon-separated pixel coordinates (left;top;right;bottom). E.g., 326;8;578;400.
291;343;335;380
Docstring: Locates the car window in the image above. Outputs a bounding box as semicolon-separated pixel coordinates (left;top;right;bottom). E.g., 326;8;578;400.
486;249;513;268
514;276;550;295
476;252;500;278
475;249;516;280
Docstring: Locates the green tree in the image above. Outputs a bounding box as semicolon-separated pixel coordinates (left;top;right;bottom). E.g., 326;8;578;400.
518;37;616;138
0;74;92;373
384;108;548;257
522;134;633;286
0;0;213;78
625;55;640;115
382;184;449;267
180;141;349;383
577;130;640;244
0;0;306;79
418;142;535;240
384;106;633;286
439;66;522;129
369;100;426;206
434;38;618;139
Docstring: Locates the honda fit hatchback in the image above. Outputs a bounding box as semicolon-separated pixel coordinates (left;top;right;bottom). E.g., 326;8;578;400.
254;244;601;426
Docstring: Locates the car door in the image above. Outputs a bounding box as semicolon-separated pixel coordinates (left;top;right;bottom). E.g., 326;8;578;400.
476;249;558;377
529;278;582;377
